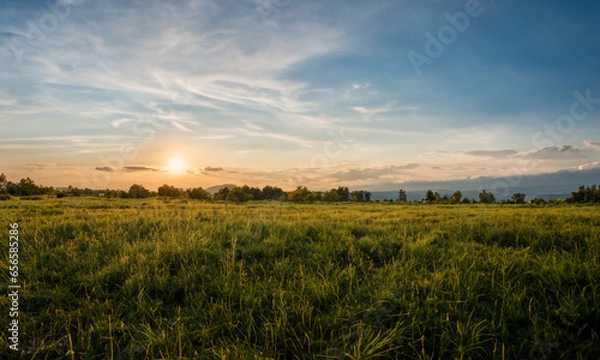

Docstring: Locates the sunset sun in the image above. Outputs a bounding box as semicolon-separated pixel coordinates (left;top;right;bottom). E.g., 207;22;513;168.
167;157;186;173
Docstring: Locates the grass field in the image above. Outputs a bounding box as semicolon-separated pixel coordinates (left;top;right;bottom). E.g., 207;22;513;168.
1;198;599;359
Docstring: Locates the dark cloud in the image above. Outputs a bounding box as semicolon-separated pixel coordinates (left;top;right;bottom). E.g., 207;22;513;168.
520;145;584;159
95;166;114;172
123;166;159;172
204;166;224;172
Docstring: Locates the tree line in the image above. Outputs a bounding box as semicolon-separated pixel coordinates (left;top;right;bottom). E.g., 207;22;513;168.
1;173;599;204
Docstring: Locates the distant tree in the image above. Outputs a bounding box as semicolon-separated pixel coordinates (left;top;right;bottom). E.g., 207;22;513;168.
425;189;436;203
323;189;340;202
351;190;364;202
461;197;471;204
0;173;7;194
531;197;547;205
397;189;408;202
187;187;211;200
129;184;150;198
451;190;462;203
242;185;263;200
288;186;312;202
213;187;230;201
548;198;563;205
262;185;286;200
478;189;496;204
158;184;182;197
351;190;371;202
511;193;526;204
336;186;350;202
226;187;253;202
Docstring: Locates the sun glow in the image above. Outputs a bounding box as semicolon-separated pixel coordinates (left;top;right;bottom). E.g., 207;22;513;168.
167;157;186;173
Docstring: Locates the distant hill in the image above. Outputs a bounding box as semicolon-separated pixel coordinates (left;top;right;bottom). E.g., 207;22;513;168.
205;184;237;194
366;167;600;201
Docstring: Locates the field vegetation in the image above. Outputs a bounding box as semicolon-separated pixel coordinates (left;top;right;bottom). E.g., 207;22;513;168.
1;197;599;359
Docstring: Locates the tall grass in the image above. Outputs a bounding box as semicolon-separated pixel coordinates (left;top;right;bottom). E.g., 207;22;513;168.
0;198;598;358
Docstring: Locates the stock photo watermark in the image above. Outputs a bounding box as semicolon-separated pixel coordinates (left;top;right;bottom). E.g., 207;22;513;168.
3;0;81;65
7;223;20;353
408;0;491;76
297;127;354;169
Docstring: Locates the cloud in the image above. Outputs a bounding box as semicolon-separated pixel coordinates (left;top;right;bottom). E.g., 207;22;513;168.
95;166;114;172
519;145;584;159
584;141;600;150
204;166;223;172
577;162;600;171
420;149;517;158
111;118;133;127
122;166;159;172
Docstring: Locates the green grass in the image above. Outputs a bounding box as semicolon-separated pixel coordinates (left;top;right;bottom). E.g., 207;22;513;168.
1;198;599;359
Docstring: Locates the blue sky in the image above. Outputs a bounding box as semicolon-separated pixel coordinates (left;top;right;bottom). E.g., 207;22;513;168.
1;0;599;191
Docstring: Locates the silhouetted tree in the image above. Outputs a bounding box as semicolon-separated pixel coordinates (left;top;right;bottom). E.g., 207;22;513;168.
451;190;462;203
213;187;230;200
226;187;253;202
397;189;407;202
288;186;312;202
187;187;211;200
425;189;436;203
262;185;286;200
158;184;182;197
511;193;526;204
478;189;496;204
129;184;150;198
351;190;371;202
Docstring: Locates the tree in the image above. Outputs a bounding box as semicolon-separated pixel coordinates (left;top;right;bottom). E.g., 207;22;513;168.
213;187;230;201
158;184;182;197
0;173;7;193
323;189;340;202
397;189;407;202
511;193;526;204
263;185;286;200
187;187;211;200
288;186;312;202
336;186;350;202
351;190;371;202
450;190;462;203
226;187;253;202
425;189;436;203
478;189;496;204
241;185;263;200
129;184;150;198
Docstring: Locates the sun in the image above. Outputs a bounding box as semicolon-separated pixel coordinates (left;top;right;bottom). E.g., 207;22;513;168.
167;157;186;173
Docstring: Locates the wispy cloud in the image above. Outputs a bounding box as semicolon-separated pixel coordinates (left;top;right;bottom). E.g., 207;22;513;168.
584;141;600;150
519;145;585;159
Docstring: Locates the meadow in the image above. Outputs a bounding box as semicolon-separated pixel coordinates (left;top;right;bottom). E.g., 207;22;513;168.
0;198;599;359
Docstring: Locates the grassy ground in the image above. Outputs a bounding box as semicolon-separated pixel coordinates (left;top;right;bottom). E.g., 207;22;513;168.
0;197;599;359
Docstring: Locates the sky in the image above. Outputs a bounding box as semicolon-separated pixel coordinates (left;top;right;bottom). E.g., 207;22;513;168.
1;0;599;192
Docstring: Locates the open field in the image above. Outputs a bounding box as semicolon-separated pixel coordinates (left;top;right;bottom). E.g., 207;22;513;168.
1;198;599;359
